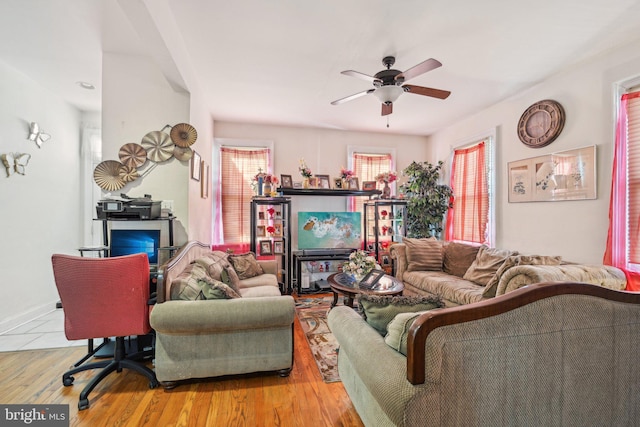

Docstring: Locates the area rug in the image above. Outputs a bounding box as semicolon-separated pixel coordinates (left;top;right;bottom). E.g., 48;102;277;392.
295;297;341;383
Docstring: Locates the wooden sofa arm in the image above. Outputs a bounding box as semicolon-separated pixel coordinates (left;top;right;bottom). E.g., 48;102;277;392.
406;281;640;385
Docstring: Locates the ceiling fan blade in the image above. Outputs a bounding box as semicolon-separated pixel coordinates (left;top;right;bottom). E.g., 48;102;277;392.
341;70;381;84
331;89;375;105
395;58;442;82
403;84;451;99
381;103;393;116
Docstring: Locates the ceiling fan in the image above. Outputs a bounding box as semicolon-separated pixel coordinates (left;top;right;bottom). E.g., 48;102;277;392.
331;56;451;116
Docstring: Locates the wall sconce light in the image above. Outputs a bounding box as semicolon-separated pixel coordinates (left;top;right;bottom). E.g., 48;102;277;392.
27;122;51;148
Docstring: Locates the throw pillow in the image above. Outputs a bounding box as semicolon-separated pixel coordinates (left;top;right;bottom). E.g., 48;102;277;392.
443;242;481;277
463;246;517;286
385;310;432;355
228;252;264;280
220;266;241;293
482;254;563;298
404;237;444;272
170;262;210;300
198;277;241;299
359;294;444;335
194;251;231;282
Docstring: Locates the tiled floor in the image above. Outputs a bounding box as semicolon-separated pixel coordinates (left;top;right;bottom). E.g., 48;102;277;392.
0;308;85;352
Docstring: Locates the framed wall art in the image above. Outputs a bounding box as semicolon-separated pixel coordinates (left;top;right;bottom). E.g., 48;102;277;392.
508;145;596;203
191;151;201;181
260;240;273;255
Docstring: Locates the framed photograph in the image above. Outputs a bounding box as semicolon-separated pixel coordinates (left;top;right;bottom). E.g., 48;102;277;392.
308;177;319;188
273;240;284;254
257;225;266;237
315;174;331;189
508;145;596;203
348;177;359;190
280;174;293;188
274;210;282;219
191;151;201;181
293;181;303;188
362;181;377;191
258;211;265;220
358;269;385;290
259;240;273;255
334;178;343;189
273;223;282;236
379;251;391;266
200;162;209;198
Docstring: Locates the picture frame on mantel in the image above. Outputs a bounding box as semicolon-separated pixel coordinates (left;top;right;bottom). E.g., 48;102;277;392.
191;151;201;181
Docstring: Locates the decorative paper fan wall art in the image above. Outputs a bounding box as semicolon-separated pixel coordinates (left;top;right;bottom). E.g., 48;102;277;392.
94;160;127;191
120;165;139;183
170;123;197;147
173;146;193;161
118;143;147;168
141;131;174;162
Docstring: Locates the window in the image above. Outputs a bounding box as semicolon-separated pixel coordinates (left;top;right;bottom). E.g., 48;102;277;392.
349;151;394;214
605;89;640;290
445;136;494;245
214;146;270;249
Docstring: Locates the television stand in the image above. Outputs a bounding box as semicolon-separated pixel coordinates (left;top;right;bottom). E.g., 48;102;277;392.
293;249;355;294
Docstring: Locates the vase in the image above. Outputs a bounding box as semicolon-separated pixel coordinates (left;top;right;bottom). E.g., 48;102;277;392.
263;183;272;195
257;177;264;196
382;182;391;199
303;178;310;189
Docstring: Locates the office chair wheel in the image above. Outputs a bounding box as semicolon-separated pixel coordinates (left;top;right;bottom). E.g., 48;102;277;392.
78;398;89;411
63;376;74;386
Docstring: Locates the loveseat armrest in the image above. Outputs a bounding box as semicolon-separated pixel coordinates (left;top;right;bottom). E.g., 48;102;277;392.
389;243;407;281
328;305;421;426
150;295;295;333
495;264;626;296
258;259;278;275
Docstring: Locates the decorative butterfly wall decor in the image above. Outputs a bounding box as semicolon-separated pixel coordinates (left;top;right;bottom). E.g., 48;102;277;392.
1;153;31;177
27;122;51;148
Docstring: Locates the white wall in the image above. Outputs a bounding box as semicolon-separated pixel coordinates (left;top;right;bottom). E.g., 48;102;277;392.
428;39;640;264
102;52;192;245
0;61;83;331
213;121;429;248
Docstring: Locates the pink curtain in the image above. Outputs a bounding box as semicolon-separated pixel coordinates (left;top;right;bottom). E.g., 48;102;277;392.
349;153;392;213
214;147;269;252
604;92;640;291
445;142;488;244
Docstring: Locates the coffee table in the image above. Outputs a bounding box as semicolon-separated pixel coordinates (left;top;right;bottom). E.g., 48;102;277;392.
328;272;404;308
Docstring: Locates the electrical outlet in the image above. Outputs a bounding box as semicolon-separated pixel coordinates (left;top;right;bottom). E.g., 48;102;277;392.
161;200;174;212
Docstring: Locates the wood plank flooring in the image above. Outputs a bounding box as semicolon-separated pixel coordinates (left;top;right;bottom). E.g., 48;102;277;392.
0;314;364;427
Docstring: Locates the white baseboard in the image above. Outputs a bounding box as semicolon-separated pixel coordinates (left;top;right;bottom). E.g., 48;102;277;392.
0;300;59;335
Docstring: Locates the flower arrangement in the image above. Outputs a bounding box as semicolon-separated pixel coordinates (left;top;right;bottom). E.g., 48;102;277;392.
266;225;276;235
342;250;378;279
375;171;398;184
299;159;312;178
340;167;354;180
254;172;278;185
380;209;388;218
267;207;275;218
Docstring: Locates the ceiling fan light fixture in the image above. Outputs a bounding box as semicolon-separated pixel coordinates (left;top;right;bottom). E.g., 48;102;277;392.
374;85;403;104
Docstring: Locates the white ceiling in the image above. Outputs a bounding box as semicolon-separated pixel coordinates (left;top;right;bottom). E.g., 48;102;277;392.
2;0;640;136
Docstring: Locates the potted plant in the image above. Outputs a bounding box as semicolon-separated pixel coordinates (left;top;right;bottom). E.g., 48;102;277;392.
400;161;453;239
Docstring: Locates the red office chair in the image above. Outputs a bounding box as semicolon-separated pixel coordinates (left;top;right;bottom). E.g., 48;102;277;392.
51;253;159;410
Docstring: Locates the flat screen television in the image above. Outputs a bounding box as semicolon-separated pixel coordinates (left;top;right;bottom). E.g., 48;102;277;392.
110;229;161;265
298;212;361;249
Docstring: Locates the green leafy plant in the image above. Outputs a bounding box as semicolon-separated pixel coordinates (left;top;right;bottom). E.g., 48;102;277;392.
400;161;453;238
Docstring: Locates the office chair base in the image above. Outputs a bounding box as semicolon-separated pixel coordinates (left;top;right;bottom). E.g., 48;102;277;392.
62;336;159;410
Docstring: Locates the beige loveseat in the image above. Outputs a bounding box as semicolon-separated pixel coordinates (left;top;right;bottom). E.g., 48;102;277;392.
149;241;295;389
390;238;626;307
328;282;640;426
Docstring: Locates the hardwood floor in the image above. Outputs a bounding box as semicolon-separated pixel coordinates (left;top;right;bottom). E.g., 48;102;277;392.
0;315;364;427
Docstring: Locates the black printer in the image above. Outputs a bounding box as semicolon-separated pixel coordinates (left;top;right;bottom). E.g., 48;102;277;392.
96;194;161;220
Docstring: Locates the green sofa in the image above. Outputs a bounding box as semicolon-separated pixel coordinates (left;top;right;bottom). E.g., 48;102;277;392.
328;282;640;426
150;241;295;389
